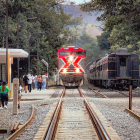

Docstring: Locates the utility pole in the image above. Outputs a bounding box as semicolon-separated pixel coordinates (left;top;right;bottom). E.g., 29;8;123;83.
30;31;44;75
28;32;30;74
17;18;19;79
6;0;8;82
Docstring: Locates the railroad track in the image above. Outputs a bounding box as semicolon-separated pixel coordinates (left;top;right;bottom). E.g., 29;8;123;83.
88;86;107;98
7;105;35;140
113;90;129;97
88;86;140;121
88;86;129;98
34;87;120;140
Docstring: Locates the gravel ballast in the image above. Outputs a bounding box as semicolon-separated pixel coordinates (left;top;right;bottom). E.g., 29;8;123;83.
81;83;140;140
0;88;61;140
0;84;139;140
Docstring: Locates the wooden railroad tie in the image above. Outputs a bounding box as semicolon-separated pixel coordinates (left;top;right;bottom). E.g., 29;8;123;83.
11;121;20;133
11;121;16;133
0;128;7;134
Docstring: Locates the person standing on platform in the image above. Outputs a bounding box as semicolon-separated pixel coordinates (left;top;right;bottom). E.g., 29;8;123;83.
42;73;48;90
32;74;35;90
35;74;38;90
54;72;57;85
28;74;33;93
0;81;9;109
37;75;42;91
23;74;29;93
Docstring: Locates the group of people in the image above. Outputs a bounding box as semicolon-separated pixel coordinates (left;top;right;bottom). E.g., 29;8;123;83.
23;73;48;93
0;73;48;109
0;80;9;109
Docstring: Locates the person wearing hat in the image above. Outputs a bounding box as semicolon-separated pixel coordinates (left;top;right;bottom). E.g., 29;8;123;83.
0;81;9;109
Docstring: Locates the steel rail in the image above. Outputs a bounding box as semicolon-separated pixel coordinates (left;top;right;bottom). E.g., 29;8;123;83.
114;90;129;97
88;86;107;98
78;88;111;140
8;105;35;140
45;88;66;140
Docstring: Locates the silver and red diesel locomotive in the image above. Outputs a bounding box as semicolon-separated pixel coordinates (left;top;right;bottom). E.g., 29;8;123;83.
86;48;139;90
58;46;86;87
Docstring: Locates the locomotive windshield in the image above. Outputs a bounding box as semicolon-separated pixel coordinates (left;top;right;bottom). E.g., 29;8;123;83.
59;51;71;55
72;51;83;55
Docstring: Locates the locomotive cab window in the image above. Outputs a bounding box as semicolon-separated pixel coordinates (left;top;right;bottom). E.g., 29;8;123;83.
72;51;83;55
120;57;126;66
59;51;71;55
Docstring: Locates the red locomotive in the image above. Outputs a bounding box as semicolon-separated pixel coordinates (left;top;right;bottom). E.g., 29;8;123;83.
58;46;86;87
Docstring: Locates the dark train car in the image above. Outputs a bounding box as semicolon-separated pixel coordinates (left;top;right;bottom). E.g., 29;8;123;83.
88;48;139;89
58;46;86;87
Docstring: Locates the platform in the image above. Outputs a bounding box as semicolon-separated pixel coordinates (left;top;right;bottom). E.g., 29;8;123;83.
10;89;56;101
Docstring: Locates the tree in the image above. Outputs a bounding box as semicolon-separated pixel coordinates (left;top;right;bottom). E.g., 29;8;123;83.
73;33;107;64
80;0;140;54
97;32;110;50
0;0;80;77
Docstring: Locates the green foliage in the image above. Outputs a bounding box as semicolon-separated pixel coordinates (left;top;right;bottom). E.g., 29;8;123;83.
80;0;140;54
0;0;80;78
73;33;107;64
97;32;110;50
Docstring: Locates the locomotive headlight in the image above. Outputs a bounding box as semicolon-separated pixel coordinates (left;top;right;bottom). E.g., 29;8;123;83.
63;69;67;73
76;68;80;73
69;56;73;62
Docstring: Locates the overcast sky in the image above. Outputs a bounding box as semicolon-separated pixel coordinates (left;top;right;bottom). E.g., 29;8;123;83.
74;0;91;4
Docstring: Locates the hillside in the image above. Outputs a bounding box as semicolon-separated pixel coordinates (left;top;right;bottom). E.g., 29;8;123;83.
62;4;102;37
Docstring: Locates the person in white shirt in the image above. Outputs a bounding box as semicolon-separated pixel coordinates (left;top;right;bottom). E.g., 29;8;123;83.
28;74;33;93
32;75;35;90
42;73;48;89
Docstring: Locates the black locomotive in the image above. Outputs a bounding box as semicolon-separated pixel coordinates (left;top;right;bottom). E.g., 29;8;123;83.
86;48;139;89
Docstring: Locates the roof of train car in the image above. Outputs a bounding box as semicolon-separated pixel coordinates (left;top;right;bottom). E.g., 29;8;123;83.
86;61;96;70
86;61;94;68
86;49;138;68
113;48;128;53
